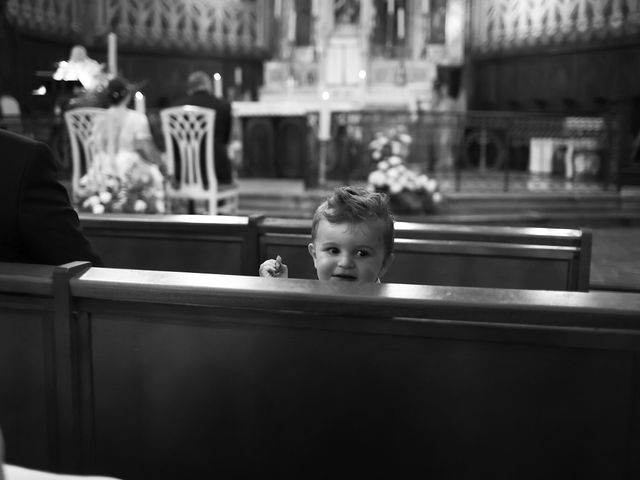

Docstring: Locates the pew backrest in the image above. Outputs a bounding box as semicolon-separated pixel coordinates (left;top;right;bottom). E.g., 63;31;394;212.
69;269;640;478
259;219;592;290
79;213;259;275
0;261;91;471
2;264;640;478
78;214;592;290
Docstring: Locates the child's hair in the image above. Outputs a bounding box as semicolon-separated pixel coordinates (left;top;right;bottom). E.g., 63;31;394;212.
311;186;395;257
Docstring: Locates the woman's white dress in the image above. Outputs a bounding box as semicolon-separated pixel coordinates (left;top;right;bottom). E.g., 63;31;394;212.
84;105;165;213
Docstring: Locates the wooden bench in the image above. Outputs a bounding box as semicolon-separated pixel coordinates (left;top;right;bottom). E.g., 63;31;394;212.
79;213;259;275
0;261;90;471
3;263;638;478
79;213;592;291
258;218;592;290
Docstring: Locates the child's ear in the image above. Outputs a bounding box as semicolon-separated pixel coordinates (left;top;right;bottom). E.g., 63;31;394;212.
308;243;317;266
379;252;394;279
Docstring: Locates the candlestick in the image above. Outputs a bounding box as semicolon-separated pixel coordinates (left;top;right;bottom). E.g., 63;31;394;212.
234;67;242;86
398;7;405;39
107;32;117;76
319;94;331;141
134;91;145;115
288;10;297;42
388;0;395;14
213;73;223;97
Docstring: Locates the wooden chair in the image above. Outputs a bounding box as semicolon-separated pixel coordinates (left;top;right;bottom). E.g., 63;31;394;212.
64;107;106;196
160;105;238;214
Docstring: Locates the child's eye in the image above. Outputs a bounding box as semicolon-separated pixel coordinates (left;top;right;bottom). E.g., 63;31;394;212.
326;247;340;255
356;250;371;257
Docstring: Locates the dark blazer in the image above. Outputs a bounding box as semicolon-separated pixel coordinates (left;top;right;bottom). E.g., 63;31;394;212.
171;90;233;184
0;130;102;266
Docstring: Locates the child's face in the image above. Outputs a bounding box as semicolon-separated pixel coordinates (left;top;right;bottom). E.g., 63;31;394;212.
308;219;392;284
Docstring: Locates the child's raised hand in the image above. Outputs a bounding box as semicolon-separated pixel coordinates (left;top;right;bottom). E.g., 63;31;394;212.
259;255;289;278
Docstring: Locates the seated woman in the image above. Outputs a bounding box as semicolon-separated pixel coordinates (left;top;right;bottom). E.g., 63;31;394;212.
78;76;166;213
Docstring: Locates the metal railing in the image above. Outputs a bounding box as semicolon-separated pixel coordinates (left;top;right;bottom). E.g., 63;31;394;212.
330;109;617;192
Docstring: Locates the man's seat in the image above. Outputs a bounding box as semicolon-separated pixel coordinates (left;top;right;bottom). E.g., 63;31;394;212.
160;105;238;214
64;107;106;196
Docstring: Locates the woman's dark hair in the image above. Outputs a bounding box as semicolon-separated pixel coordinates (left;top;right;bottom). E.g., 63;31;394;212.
104;76;135;106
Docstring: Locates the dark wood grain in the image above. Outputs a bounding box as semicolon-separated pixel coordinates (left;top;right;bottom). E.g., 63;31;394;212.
79;213;254;275
78;214;592;290
68;267;640;480
0;263;58;470
3;263;640;479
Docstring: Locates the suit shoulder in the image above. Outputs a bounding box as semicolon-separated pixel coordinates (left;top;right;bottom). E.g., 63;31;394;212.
0;131;51;170
0;129;40;150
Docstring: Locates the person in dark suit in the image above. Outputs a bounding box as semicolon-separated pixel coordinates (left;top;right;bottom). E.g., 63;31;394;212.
0;129;102;266
171;71;233;185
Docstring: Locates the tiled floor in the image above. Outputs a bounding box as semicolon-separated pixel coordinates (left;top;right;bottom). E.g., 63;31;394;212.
590;227;640;292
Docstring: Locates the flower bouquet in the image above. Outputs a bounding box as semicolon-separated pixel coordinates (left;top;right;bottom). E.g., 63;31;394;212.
75;153;165;214
366;126;442;214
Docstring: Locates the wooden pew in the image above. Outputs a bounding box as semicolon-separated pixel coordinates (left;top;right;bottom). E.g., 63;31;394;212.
258;218;592;290
0;261;90;472
79;213;592;291
79;213;259;275
60;268;640;479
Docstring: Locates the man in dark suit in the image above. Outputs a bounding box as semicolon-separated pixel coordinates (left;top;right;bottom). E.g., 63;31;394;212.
0;129;102;266
171;70;233;184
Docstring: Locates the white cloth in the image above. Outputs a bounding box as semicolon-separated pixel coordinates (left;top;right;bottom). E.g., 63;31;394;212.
4;465;121;480
53;60;104;91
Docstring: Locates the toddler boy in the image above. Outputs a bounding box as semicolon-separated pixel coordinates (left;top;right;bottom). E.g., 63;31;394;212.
259;186;395;284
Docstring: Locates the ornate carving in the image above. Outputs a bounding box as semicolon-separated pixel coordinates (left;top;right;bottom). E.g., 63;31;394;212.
6;0;263;53
472;0;640;51
101;0;259;52
6;0;81;36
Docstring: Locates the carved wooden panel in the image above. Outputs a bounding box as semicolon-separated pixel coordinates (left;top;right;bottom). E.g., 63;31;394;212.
99;0;260;52
6;0;264;53
471;0;640;52
6;0;81;36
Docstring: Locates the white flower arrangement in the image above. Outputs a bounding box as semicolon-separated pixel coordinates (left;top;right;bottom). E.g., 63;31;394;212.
75;155;165;214
366;126;442;214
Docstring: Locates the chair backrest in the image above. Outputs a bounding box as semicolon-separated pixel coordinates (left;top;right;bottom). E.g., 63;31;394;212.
160;105;217;204
64;107;106;195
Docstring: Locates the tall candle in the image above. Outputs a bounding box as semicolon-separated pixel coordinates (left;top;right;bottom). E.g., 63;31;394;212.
107;32;117;76
234;67;242;86
134;91;145;115
318;94;331;141
288;10;297;42
387;0;395;14
213;73;223;97
397;7;405;39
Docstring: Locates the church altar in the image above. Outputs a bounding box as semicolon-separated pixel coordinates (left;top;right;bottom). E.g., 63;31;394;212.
231;0;466;184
